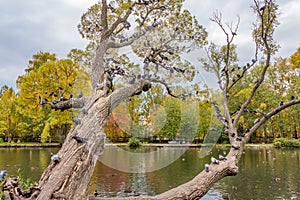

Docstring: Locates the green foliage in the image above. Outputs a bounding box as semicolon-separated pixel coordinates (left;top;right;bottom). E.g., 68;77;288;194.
154;96;181;140
41;123;51;143
128;137;141;148
16;168;37;190
273;138;300;148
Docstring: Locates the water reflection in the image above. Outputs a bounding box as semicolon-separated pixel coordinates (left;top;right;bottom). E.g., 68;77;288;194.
0;147;299;199
0;147;60;181
92;147;300;199
99;146;188;173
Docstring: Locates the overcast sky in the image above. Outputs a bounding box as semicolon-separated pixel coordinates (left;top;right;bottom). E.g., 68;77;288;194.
0;0;300;90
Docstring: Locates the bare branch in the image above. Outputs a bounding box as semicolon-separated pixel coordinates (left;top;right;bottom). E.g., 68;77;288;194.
102;9;132;41
243;98;300;143
107;25;157;49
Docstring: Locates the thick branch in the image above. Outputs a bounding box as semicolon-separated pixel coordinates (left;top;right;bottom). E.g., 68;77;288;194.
110;80;151;110
103;10;132;40
47;97;90;111
101;0;108;30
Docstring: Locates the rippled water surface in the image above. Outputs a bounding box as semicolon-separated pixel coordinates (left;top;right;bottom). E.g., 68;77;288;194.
0;146;299;199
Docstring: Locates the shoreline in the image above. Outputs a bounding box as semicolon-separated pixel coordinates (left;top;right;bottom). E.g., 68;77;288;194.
0;142;61;148
105;143;274;148
0;142;275;148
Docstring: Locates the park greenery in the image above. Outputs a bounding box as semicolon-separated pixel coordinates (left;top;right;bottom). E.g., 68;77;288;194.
0;48;300;144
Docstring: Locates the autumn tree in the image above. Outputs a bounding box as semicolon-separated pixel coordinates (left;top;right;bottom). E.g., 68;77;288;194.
0;86;21;142
3;0;300;200
15;51;90;143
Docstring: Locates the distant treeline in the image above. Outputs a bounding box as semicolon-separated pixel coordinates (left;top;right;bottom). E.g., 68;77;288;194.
1;48;300;144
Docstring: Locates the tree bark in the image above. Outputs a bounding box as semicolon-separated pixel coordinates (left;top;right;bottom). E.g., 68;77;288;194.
36;90;109;200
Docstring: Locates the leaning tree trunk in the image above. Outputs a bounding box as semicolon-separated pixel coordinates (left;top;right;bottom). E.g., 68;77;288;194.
36;82;151;200
36;94;108;199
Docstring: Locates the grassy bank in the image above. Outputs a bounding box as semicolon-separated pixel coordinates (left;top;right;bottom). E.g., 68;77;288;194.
0;142;276;148
105;142;274;148
0;142;61;148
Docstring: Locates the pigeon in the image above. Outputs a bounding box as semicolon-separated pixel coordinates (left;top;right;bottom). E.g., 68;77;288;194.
60;96;67;101
160;5;166;11
209;127;217;131
108;3;115;12
279;101;284;106
77;92;83;98
232;144;240;150
53;100;59;105
211;157;219;164
123;21;131;29
205;164;209;172
72;136;88;143
0;169;7;179
72;116;81;125
81;107;88;115
50;153;61;164
290;95;295;100
260;5;266;11
129;77;135;84
39;97;47;105
219;155;227;161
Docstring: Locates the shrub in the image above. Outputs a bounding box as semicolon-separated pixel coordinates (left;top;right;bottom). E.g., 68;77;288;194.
128;137;141;148
273;138;300;148
16;168;36;190
273;141;281;148
0;138;3;143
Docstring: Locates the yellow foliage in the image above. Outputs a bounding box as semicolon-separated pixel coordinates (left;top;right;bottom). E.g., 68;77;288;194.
260;103;267;110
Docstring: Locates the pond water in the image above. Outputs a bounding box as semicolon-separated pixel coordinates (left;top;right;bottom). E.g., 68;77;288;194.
0;146;299;199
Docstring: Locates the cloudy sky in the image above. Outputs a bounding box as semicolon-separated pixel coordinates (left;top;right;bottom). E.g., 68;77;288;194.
1;0;300;90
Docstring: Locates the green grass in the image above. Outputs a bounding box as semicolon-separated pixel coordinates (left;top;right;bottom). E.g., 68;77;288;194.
0;142;61;147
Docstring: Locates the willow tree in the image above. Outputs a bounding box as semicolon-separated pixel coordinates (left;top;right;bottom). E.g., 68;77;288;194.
3;0;300;200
